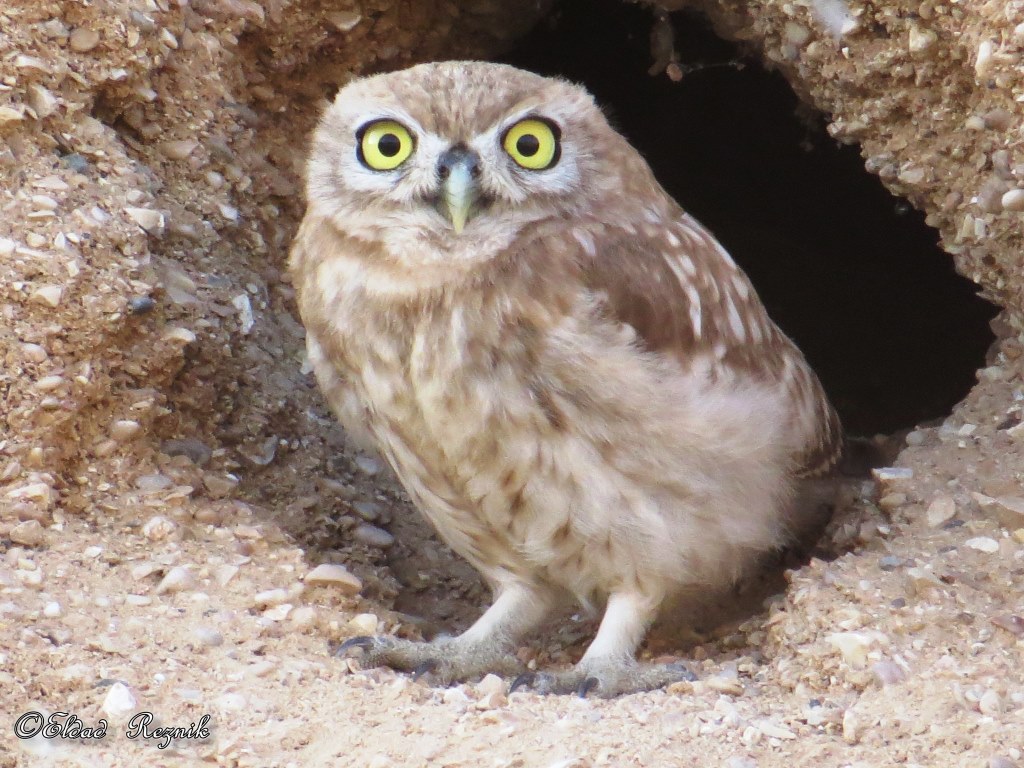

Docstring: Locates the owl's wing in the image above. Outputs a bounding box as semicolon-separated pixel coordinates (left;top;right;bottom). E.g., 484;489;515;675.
580;213;843;478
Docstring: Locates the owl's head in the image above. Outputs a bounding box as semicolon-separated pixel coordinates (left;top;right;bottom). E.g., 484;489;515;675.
307;61;645;268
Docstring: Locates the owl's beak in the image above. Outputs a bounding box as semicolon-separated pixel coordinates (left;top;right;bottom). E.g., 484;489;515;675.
438;146;481;235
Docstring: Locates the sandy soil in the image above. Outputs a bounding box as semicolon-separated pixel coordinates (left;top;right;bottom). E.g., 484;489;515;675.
1;0;1022;766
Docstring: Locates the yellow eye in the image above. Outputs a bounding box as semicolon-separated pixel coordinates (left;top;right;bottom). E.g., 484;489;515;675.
358;120;415;171
502;118;560;170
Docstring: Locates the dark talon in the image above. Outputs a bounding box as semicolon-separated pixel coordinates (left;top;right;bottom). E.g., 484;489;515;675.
576;676;599;698
668;662;697;682
411;660;438;681
335;636;375;656
509;672;537;693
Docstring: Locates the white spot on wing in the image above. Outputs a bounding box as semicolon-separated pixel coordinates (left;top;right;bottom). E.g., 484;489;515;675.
725;295;746;342
572;228;597;257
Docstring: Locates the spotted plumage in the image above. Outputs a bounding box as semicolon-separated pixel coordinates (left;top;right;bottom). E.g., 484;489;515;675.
289;61;842;696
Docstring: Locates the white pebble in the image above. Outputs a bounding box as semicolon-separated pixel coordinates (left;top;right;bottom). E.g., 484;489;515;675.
110;420;142;442
33;375;65;391
355;454;383;476
908;24;937;54
842;709;860;744
353;523;394;549
965;537;1000;553
69;27;100;52
347;612;378;634
101;682;138;720
873;466;913;481
9;520;45;547
263;603;293;621
42;601;61;618
979;689;1003;715
305;563;363;594
1001;189;1024;211
976;40;995;79
142;515;176;541
827;631;872;668
253;588;289;607
288;605;317;630
476;673;507;697
125;207;165;235
926;495;956;527
30;285;63;308
155;566;195;594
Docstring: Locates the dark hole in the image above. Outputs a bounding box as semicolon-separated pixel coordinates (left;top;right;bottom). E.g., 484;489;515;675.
517;133;540;156
378;133;402;157
502;0;999;436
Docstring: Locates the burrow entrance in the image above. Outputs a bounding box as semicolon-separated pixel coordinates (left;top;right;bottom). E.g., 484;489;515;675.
501;0;999;438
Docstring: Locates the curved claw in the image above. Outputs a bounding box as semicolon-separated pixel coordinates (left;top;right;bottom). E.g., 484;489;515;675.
509;672;537;694
668;662;697;683
576;676;600;698
335;635;375;656
411;660;438;681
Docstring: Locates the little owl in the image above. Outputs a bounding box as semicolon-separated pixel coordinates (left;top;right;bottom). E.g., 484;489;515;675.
289;61;843;697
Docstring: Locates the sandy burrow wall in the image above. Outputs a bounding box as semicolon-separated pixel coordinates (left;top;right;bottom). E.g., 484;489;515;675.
678;0;1024;321
0;0;545;527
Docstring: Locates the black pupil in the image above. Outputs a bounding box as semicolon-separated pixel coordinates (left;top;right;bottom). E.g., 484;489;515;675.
516;134;540;157
378;133;401;157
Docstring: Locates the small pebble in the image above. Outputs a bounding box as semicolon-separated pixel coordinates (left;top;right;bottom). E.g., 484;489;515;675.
979;689;1003;715
975;495;1024;530
842;709;860;744
69;27;101;52
159;140;198;160
214;564;239;586
155;566;195;594
142;515;176;540
707;676;744;696
926;495;956;527
355;455;383;476
110;420;142;442
353;523;394;549
873;467;913;481
263;603;293;621
289;605;317;630
31;285;63;308
352;500;381;521
101;682;137;720
965;537;999;554
42;601;61;618
827;632;872;668
305;563;363;594
1001;189;1024;211
347;613;379;634
9;520;45;547
125;207;165;235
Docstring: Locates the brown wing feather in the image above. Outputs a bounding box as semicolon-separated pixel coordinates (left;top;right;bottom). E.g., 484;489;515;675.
578;213;843;478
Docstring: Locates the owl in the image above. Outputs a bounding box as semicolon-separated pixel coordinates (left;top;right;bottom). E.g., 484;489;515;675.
289;61;843;697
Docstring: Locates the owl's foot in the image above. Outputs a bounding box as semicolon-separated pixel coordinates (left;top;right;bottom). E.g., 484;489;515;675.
510;658;695;698
336;635;523;685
